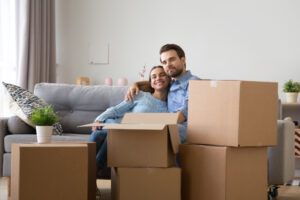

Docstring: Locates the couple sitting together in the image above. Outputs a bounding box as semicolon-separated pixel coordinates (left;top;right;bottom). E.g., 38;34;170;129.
89;43;199;178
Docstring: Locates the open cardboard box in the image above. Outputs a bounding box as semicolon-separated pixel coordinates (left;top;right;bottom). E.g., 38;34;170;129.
80;113;181;167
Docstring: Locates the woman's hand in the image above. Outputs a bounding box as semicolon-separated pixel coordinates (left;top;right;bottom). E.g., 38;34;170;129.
125;83;139;101
177;111;186;124
92;121;103;131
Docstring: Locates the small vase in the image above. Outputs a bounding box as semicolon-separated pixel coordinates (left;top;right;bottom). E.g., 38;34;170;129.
104;77;113;86
117;77;128;86
285;92;298;103
36;126;53;143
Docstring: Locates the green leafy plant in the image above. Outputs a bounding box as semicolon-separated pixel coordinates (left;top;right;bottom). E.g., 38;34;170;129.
283;79;300;93
29;105;59;126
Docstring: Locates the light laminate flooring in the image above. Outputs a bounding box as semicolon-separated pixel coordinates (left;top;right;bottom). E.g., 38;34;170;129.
277;186;300;200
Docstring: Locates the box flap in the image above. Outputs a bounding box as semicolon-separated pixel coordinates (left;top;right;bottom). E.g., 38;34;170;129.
168;125;181;153
121;113;179;124
103;123;167;130
19;143;88;148
77;122;107;127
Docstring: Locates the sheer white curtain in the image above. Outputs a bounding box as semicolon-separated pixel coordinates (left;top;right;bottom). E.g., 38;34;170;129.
0;0;17;117
0;0;56;117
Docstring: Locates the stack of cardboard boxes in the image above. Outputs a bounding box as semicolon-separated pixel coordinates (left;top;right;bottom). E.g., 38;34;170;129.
179;80;278;200
104;113;182;200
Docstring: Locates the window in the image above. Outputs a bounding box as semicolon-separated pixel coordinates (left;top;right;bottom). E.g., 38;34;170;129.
0;0;17;117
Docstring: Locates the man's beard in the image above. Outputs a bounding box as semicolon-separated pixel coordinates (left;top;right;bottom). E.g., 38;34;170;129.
168;67;183;78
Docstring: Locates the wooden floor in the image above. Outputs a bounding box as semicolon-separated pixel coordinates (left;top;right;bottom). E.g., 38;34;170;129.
0;177;9;200
1;177;300;200
277;186;300;200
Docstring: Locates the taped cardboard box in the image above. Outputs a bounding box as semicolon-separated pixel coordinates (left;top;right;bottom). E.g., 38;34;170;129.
179;144;267;200
111;167;181;200
104;113;181;167
188;80;278;146
10;142;96;200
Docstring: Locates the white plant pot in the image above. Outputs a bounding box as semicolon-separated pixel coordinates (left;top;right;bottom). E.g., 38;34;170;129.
36;126;53;144
285;92;299;103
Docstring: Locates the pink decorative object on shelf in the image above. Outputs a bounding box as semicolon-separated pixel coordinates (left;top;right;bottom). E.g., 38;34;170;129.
104;77;113;86
118;77;128;86
139;65;146;80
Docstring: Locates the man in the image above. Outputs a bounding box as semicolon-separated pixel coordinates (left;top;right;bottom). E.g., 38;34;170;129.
126;43;200;142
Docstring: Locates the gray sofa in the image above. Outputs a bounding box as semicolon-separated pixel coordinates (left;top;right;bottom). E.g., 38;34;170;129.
282;103;300;177
268;100;295;185
0;83;128;177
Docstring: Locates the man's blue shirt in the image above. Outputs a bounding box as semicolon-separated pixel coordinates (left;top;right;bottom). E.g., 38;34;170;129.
167;70;200;123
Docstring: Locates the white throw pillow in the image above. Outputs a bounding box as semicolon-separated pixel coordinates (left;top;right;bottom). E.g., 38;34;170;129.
2;82;63;135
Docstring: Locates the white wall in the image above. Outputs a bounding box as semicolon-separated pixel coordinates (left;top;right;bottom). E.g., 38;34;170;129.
56;0;300;101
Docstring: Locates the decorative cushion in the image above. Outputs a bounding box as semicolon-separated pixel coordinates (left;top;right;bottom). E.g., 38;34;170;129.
2;82;63;135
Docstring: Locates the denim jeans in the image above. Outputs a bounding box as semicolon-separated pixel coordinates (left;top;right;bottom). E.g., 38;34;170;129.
178;123;187;143
89;129;108;169
89;119;118;171
176;123;187;167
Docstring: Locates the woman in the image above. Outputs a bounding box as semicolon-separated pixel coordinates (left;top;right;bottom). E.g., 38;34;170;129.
89;65;170;178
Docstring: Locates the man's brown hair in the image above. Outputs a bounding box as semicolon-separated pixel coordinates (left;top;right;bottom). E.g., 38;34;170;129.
159;44;185;59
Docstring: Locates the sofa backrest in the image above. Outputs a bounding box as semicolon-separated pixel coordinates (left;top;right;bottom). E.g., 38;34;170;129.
34;83;128;134
282;103;300;123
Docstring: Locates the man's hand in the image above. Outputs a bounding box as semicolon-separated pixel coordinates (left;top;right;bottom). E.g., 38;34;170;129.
177;111;186;124
92;121;103;131
125;83;139;101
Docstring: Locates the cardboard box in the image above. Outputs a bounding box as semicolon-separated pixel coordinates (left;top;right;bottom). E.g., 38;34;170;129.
105;113;181;167
111;167;181;200
10;142;96;200
179;144;267;200
188;80;278;146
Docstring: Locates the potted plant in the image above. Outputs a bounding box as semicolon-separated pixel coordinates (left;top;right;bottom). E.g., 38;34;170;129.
29;105;59;143
283;79;300;103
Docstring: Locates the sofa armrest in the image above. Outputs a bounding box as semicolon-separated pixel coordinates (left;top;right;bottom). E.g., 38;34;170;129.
0;117;9;177
268;120;295;185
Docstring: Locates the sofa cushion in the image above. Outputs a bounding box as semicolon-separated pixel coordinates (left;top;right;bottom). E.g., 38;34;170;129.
2;82;63;135
4;134;90;153
8;116;35;134
34;83;128;134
